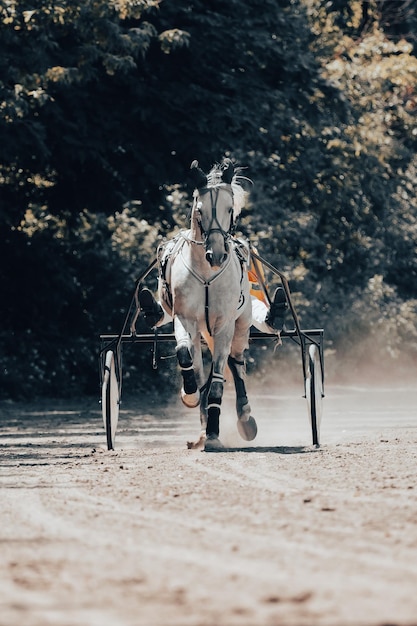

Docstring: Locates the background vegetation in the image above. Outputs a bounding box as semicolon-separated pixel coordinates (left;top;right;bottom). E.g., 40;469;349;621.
1;0;417;398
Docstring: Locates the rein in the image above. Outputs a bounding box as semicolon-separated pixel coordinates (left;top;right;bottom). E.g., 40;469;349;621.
180;231;205;246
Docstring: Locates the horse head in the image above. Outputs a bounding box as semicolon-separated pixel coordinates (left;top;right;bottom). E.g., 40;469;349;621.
190;159;236;269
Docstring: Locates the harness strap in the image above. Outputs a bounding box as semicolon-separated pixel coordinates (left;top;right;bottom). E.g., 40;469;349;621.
205;285;211;336
179;244;232;286
180;249;233;337
157;235;186;309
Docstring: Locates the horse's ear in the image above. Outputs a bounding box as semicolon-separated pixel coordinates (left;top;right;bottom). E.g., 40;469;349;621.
190;160;207;189
221;158;234;184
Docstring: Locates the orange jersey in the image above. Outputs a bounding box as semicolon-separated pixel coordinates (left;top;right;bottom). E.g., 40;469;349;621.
248;263;267;304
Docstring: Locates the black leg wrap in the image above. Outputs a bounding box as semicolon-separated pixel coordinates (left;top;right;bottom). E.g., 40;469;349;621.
182;369;197;395
209;380;223;405
176;345;197;394
176;345;193;369
206;407;220;437
228;356;247;402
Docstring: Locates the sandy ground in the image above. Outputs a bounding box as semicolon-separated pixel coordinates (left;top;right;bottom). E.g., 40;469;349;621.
1;384;417;626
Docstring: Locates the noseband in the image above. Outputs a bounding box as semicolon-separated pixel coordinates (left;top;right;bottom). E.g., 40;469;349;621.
194;186;234;248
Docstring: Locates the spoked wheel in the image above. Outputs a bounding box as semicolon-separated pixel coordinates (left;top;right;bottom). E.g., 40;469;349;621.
305;344;323;446
101;350;120;450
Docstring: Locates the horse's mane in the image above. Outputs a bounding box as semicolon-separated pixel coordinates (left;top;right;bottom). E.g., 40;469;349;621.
206;163;250;220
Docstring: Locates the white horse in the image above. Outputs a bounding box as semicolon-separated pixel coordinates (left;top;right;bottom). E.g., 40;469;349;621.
159;159;257;450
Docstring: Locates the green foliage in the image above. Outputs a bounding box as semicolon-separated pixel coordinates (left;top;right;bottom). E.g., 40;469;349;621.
1;0;417;398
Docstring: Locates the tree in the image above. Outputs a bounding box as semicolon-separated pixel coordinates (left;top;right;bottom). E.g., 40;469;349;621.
1;0;417;397
1;0;333;396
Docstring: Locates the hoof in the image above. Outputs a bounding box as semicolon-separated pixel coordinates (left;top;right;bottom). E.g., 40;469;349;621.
237;415;257;441
181;388;200;408
204;434;225;452
237;401;251;421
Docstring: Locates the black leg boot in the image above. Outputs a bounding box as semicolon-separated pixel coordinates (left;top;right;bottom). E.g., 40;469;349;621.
139;288;164;328
265;287;288;331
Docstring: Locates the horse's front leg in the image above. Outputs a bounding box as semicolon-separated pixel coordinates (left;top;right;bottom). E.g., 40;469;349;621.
174;317;200;409
227;355;250;419
204;330;234;451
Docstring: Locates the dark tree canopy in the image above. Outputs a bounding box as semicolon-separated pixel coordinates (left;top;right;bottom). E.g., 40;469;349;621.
1;0;417;398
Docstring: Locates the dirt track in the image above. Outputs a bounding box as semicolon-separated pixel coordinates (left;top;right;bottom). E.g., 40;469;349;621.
1;385;417;626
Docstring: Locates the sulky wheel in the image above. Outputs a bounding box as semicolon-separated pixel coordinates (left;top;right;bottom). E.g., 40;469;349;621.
305;344;323;446
101;350;120;450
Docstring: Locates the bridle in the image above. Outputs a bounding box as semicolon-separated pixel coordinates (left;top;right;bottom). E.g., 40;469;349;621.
193;185;234;250
181;185;239;336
